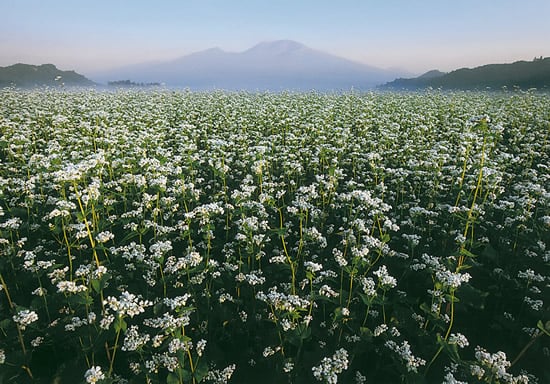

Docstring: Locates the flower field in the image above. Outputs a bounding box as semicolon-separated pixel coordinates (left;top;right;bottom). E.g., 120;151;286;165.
0;88;548;383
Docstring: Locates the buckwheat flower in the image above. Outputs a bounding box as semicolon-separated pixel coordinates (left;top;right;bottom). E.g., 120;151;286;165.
152;335;164;348
390;327;401;337
449;333;469;348
269;255;286;264
312;348;349;384
333;248;348;267
13;309;38;330
103;291;152;318
385;340;425;372
263;346;281;357
84;366;105;383
168;338;192;353
32;287;47;296
100;314;115;330
373;265;397;289
304;261;323;273
360;276;377;297
470;364;485;379
95;231;114;243
122;325;150;351
374;324;388;336
31;336;44;347
239;310;248;322
355;371;367;384
443;372;467;384
435;269;471;289
163;294;191;310
517;269;544;283
194;339;207;357
57;280;87;293
319;284;339;298
205;364;236;384
0;349;5;364
283;361;294;373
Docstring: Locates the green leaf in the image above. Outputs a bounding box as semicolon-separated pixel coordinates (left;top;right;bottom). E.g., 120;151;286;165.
91;279;101;293
459;248;476;258
436;334;460;362
194;360;209;382
537;320;550;337
114;315;127;333
166;372;180;384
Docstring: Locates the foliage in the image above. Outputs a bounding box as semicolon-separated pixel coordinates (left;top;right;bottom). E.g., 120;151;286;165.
0;89;548;383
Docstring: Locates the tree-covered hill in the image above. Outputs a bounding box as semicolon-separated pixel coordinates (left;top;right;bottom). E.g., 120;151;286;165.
0;63;95;87
381;57;550;90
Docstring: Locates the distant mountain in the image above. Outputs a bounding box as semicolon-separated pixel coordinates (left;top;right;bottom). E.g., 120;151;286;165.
381;58;550;90
89;40;409;90
0;63;95;88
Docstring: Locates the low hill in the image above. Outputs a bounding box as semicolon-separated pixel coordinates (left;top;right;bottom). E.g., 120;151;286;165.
381;58;550;90
0;63;95;88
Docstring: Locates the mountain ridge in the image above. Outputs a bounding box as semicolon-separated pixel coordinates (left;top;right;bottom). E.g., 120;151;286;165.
89;40;408;90
0;63;95;88
381;58;550;90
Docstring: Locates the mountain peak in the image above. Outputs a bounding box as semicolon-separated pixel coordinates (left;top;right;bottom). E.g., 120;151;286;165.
245;40;308;55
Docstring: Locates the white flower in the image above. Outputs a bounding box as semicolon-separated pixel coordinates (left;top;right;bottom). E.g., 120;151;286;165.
196;339;207;357
103;291;152;318
374;324;388;337
95;231;114;243
312;348;349;384
373;265;397;289
13;309;38;330
84;366;105;383
449;333;469;348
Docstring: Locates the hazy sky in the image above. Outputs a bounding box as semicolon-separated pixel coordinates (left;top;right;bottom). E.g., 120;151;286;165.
1;0;549;75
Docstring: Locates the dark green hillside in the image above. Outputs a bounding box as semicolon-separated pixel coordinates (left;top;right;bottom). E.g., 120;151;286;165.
382;57;550;90
0;63;95;87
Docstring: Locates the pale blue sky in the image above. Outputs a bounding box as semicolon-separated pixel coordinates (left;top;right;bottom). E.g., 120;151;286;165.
1;0;549;75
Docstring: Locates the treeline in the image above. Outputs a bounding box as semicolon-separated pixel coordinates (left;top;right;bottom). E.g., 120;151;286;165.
381;57;550;90
107;80;161;87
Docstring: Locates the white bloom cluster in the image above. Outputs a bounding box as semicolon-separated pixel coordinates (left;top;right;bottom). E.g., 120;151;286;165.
312;348;349;384
435;269;471;289
360;276;377;297
103;291;152;318
471;346;529;383
13;309;38;330
143;312;191;332
319;284;339;298
95;231;114;243
0;349;5;364
448;333;469;348
374;323;388;336
84;366;105;383
196;339;207;357
442;372;467;384
373;265;397;289
256;287;310;313
57;280;87;293
204;364;236;384
235;271;266;286
304;261;323;273
163;294;191;310
385;340;426;372
122;325;150;351
517;268;545;282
